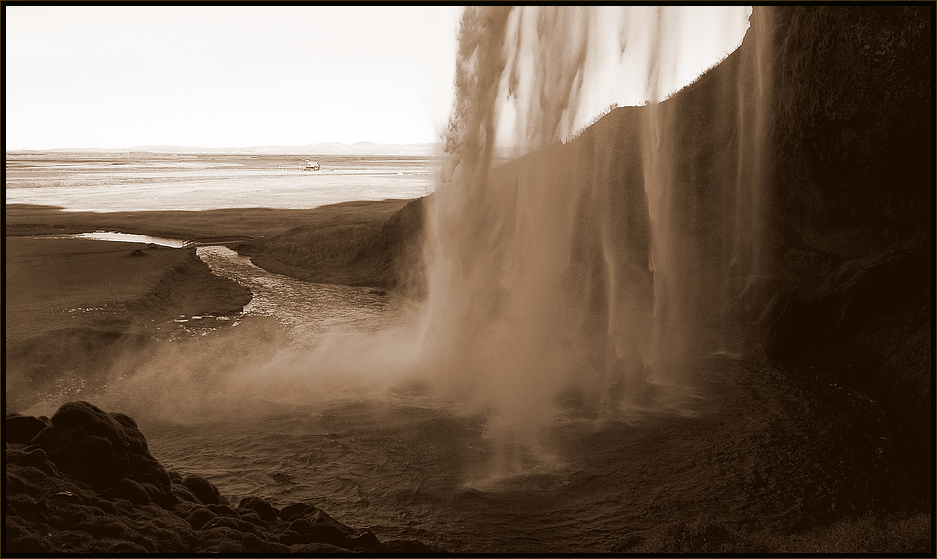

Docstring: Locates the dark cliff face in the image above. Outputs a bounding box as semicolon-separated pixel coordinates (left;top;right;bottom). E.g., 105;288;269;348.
578;5;932;511
763;5;931;318
768;6;931;250
759;5;932;511
615;4;932;510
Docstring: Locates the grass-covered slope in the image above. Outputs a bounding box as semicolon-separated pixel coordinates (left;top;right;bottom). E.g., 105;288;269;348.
236;197;426;291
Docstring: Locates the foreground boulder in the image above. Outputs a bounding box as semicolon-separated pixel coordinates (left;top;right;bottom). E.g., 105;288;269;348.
28;401;174;507
4;402;444;554
5;413;50;445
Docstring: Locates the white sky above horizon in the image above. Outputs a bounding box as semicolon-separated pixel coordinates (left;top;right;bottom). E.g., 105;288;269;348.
6;6;751;150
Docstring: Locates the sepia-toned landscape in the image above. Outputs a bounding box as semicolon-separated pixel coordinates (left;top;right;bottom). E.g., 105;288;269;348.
5;6;932;554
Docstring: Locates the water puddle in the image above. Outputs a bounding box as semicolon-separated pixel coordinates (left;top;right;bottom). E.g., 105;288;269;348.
75;231;187;247
22;231;186;248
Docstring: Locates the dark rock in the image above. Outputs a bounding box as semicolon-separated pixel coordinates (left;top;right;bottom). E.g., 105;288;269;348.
290;542;354;553
126;249;149;257
279;501;317;521
279;529;304;546
137;506;194;551
258;540;291;553
5;414;51;445
288;517;384;552
236;510;271;530
98;538;150;553
181;474;221;505
384;538;445;553
171;481;200;503
6;463;56;494
6;447;60;477
194;526;252;553
234;518;259;534
111;413;137;429
48;529;97;552
113;498;134;512
70;435;128;489
201;515;242;532
110;413;173;504
288;517;315;534
201;515;259;535
612;534;644;552
238;495;279;522
140;482;163;503
118;478;151;506
206;503;239;517
89;498;117;515
76;515;138;542
170;497;200;519
6;469;33;498
5;519;48;552
7;494;47;517
186;506;217;530
30;402;172;504
308;507;355;533
240;531;271;552
347;529;385;552
52;491;83;505
47;401;126;443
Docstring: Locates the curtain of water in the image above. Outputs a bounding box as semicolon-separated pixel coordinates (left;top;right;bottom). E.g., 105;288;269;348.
416;6;770;447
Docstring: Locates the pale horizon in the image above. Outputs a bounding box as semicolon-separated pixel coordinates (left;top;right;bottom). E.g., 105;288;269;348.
5;139;442;154
6;6;750;151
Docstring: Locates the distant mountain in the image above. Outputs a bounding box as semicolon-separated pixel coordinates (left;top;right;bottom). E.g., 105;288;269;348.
9;142;442;156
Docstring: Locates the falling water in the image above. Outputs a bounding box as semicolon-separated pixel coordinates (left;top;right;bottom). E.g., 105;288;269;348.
414;6;771;447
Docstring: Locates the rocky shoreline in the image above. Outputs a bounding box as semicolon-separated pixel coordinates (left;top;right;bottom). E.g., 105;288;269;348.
5;401;443;553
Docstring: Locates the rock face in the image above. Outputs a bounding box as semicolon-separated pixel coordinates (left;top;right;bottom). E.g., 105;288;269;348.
4;403;444;554
26;401;173;506
5;414;51;445
758;5;931;512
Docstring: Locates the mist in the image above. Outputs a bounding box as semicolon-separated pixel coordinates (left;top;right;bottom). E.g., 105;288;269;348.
415;5;771;447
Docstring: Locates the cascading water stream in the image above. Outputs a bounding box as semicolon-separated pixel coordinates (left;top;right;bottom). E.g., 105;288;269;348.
413;6;771;451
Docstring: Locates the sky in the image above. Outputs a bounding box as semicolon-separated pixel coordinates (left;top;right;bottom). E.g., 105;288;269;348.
5;6;751;150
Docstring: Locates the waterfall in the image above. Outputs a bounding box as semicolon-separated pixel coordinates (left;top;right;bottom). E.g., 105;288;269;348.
415;6;769;443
